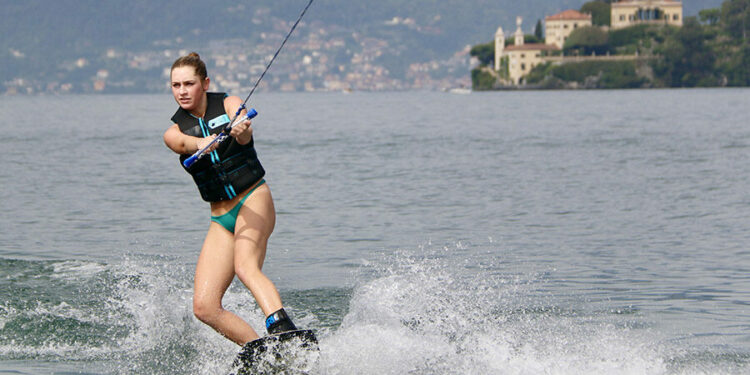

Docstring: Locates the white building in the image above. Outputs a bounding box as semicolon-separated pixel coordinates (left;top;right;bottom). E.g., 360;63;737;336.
495;17;559;85
611;0;683;29
545;10;593;49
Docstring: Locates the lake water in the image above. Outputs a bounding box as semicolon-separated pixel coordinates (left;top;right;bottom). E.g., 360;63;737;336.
1;89;749;374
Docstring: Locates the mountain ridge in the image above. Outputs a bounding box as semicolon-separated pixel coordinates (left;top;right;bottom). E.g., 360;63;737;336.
1;0;722;93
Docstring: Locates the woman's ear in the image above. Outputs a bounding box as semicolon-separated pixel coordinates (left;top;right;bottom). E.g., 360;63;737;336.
202;77;211;91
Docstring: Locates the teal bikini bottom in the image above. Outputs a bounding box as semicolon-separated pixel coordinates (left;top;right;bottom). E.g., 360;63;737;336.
211;179;266;234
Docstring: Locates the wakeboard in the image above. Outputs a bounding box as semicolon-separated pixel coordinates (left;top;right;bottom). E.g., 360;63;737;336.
232;329;319;375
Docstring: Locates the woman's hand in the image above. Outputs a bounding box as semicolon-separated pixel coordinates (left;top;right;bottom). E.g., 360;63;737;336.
164;124;219;155
223;95;254;145
230;118;253;145
196;134;219;152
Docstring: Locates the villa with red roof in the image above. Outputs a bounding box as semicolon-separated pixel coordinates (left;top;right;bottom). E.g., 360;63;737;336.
490;1;683;86
545;10;593;49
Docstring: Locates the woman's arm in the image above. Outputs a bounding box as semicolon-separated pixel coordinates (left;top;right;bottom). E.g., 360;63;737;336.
163;124;216;155
223;96;254;145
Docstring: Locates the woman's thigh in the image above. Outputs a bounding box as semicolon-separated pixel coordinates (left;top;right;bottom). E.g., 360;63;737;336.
194;223;237;307
234;184;276;267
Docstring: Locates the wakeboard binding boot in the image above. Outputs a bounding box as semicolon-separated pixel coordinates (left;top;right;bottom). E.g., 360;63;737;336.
265;308;298;335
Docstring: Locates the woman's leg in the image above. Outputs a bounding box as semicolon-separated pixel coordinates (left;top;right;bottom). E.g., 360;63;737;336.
193;222;260;345
233;183;284;316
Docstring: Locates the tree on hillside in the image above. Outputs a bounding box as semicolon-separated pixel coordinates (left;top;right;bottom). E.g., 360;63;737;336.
721;0;750;39
699;8;721;26
535;19;543;39
471;68;497;90
564;26;610;55
656;17;717;87
719;43;750;85
470;41;494;66
581;1;611;26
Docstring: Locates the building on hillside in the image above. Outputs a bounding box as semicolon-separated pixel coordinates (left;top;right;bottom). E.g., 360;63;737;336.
610;0;683;29
545;10;593;49
495;17;559;85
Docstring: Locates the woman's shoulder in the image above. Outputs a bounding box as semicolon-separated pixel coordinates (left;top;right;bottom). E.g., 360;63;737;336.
222;95;244;112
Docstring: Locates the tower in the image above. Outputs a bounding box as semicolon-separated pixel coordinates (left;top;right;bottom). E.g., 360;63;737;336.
494;26;505;71
514;16;524;46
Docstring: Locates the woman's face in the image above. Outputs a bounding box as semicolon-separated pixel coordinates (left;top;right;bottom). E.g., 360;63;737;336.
170;66;209;113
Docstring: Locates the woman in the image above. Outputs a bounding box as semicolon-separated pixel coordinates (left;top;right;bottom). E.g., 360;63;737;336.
163;52;298;346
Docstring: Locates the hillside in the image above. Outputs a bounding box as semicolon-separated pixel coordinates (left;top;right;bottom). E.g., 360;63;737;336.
0;0;721;93
469;0;747;90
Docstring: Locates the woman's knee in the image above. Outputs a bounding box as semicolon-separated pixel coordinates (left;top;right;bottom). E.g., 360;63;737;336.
193;297;223;325
234;261;263;283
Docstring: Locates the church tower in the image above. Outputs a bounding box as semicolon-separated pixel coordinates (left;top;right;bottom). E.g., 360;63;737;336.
494;26;505;71
514;16;525;46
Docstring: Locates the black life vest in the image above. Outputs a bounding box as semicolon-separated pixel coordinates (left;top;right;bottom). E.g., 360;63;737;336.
172;92;265;202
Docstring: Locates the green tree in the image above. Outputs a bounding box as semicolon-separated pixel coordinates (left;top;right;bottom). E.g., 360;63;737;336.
720;0;750;39
535;19;544;39
699;8;721;26
581;1;611;26
719;43;750;85
564;26;610;55
656;17;716;86
470;41;494;66
471;68;496;90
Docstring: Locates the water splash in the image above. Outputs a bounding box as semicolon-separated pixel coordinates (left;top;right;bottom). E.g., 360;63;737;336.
2;247;748;374
313;244;747;374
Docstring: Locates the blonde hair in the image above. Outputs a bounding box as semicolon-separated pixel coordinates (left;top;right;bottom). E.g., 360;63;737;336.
171;52;208;80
